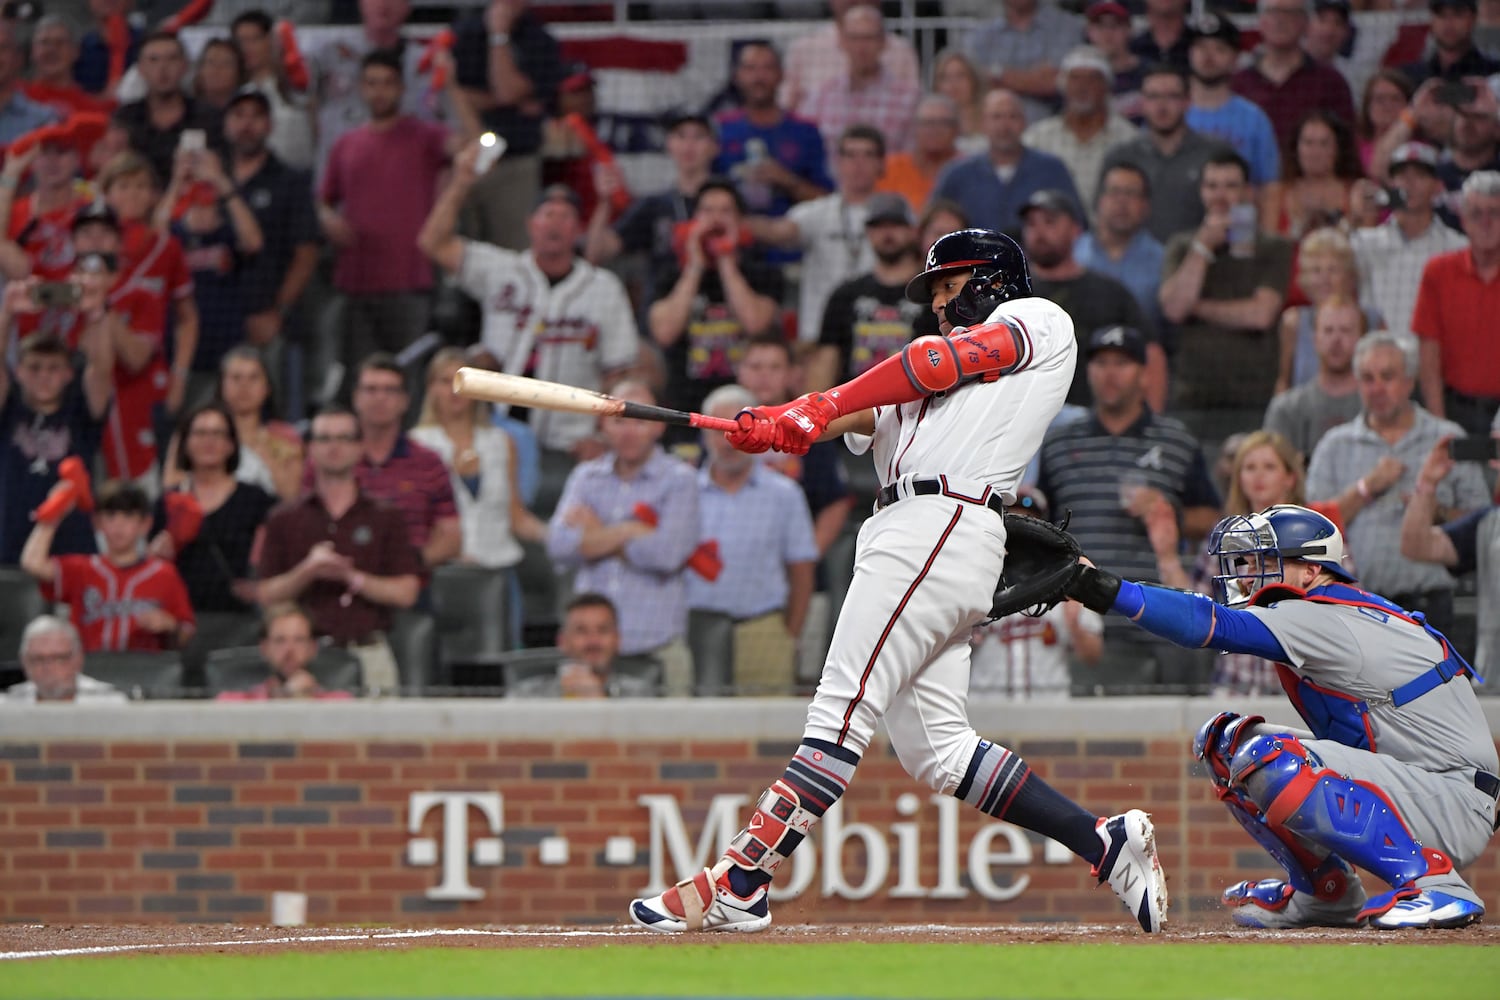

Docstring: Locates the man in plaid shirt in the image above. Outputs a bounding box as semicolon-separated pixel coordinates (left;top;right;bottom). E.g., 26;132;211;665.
798;5;920;160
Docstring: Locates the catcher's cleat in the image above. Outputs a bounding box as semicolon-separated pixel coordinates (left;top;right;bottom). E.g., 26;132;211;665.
1092;809;1168;933
1224;873;1367;928
629;859;771;934
1367;889;1484;930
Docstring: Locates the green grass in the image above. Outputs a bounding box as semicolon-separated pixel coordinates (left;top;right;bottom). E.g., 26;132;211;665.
4;942;1500;1000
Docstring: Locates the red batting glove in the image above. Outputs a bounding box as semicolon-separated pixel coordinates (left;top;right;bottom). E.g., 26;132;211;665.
164;491;205;550
58;456;93;513
728;408;777;454
32;480;78;526
631;502;659;527
771;393;841;456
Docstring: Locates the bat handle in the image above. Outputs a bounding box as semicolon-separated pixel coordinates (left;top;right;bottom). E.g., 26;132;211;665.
689;413;740;433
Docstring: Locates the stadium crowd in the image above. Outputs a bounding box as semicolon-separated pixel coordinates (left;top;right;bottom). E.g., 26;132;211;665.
0;0;1496;704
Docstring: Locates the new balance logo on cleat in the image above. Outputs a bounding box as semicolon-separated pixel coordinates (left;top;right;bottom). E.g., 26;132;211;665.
1092;810;1168;933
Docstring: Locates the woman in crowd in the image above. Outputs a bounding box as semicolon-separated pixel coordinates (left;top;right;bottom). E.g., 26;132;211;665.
192;38;247;112
149;402;276;615
163;347;301;499
932;49;987;155
410;348;546;570
1171;430;1398;694
1275;231;1382;393
1357;69;1414;172
1259;111;1364;239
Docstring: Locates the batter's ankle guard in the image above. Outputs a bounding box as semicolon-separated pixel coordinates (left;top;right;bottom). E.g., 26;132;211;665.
725;780;820;878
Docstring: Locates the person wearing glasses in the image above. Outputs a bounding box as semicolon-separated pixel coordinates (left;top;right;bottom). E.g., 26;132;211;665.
255;405;421;694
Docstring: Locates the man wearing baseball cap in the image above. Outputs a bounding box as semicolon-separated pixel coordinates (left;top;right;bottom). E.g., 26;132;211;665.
809;191;937;389
1403;0;1499;87
1084;2;1145;123
1230;0;1356;151
1184;13;1281;188
1350;142;1466;335
1128;0;1191;71
1035;322;1222;693
1021;46;1140;213
1019;190;1165;411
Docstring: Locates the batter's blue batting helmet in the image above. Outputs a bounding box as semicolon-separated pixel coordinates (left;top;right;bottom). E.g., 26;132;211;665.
1208;503;1356;606
904;228;1032;328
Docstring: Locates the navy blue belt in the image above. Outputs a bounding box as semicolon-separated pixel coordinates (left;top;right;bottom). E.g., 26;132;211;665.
1476;771;1499;799
877;477;1006;516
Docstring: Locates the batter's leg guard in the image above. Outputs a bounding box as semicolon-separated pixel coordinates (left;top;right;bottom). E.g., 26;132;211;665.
629;740;856;933
1226;733;1481;930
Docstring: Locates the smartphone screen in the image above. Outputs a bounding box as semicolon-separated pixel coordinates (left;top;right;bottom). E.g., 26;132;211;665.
179;129;206;152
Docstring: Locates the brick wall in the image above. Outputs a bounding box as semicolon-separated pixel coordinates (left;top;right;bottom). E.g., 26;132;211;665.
2;712;1496;925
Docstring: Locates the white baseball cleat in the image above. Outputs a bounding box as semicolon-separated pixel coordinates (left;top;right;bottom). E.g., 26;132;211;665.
1093;809;1168;933
629;860;772;934
1367;889;1484;930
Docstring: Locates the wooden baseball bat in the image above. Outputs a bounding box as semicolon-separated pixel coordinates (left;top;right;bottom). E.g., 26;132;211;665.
452;368;740;432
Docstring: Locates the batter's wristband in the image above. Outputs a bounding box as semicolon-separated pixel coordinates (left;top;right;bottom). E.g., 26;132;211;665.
1070;565;1124;616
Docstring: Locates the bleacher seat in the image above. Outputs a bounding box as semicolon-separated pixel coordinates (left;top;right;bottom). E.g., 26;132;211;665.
515;540;565;646
84;651;184;700
0;568;45;689
430;564;513;688
204;644;363;697
179;612;261;692
496;646;566;692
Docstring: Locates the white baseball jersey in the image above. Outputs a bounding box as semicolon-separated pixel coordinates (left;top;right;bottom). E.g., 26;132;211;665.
970;604;1102;699
804;293;1079;787
787;195;876;343
458;241;641;450
845;296;1079;502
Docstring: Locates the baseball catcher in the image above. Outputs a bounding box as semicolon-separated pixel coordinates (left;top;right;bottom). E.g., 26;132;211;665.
1066;504;1496;929
629;228;1167;935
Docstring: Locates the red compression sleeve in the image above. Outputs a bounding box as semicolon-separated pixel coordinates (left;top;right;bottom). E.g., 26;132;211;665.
821;319;1031;416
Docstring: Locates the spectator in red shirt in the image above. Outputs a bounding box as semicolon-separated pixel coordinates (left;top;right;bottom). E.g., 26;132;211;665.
1412;169;1500;436
21;480;195;652
1230;1;1356;151
350;354;462;570
255;405;421;691
24;16;116;122
97;153;198;484
0;126;93;322
318;48;480;375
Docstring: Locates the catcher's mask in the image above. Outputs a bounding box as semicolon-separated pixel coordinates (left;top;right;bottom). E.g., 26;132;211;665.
904;228;1032;328
1208;504;1355;607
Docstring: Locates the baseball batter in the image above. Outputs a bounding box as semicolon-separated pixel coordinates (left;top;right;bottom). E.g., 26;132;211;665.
1066;504;1497;929
630;229;1167;934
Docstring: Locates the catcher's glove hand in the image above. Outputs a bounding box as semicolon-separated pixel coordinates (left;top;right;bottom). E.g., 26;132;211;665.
988;511;1085;620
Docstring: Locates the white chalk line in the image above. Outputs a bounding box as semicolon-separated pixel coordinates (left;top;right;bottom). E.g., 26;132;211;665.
0;921;1334;961
0;927;623;961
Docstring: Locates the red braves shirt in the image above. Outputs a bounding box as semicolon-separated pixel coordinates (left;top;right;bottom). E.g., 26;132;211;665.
53;554;195;652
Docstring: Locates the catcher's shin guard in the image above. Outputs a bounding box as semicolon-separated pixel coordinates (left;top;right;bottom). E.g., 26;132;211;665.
1227;733;1461;922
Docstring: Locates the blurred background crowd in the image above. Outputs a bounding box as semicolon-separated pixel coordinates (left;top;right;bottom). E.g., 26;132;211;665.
0;0;1496;705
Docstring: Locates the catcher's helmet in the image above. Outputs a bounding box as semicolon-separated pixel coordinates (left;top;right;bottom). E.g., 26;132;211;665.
1208;503;1355;606
904;228;1032;328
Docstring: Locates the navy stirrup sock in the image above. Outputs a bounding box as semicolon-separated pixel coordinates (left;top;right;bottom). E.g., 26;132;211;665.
955;739;1104;865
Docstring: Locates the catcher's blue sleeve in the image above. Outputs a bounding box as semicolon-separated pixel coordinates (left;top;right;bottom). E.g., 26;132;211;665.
1112;581;1288;661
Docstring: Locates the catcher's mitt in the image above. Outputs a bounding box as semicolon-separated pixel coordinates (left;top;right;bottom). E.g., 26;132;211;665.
988;511;1085;620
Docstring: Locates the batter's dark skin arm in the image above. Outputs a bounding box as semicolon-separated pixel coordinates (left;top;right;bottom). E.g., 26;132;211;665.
821;409;875;440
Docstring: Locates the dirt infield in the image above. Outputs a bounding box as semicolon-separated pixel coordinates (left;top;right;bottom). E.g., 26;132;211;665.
1;920;1497;960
